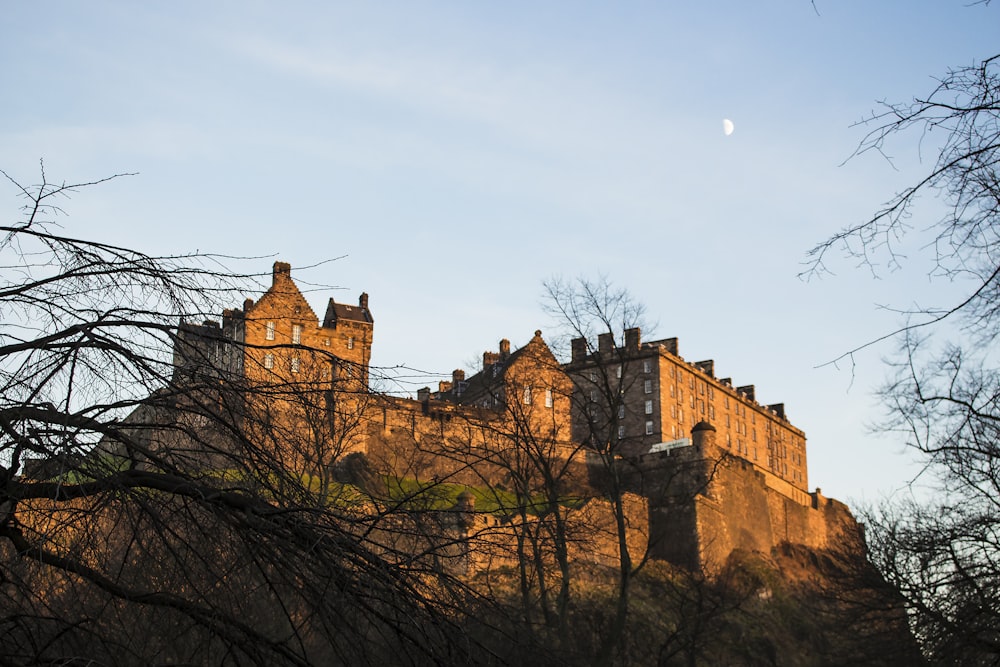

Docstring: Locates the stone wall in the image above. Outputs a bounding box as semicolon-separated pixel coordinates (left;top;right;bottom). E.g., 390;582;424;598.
629;422;861;571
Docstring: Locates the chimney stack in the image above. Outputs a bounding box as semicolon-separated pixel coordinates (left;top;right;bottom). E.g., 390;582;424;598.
273;261;291;285
499;338;511;360
571;337;587;363
624;327;640;351
598;332;614;355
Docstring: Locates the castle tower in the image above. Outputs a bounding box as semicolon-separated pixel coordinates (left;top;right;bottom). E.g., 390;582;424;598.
241;261;374;390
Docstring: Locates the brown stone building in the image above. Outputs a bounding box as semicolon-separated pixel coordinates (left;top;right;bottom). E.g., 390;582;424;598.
565;328;808;493
231;261;373;390
174;262;854;572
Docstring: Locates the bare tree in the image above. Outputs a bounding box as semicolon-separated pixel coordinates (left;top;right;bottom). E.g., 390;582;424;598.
542;276;655;667
805;37;1000;664
0;167;483;666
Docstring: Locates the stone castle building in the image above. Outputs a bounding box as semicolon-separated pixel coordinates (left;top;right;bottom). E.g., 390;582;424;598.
178;262;858;571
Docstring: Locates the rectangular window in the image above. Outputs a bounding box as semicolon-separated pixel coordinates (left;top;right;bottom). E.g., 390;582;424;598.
671;404;677;418
545;388;553;407
292;324;302;345
290;356;300;373
644;400;653;415
590;389;598;402
670;384;675;397
523;386;532;405
617;404;625;419
643;360;652;373
617;425;625;439
265;321;275;341
616;365;622;379
645;421;654;435
589;371;597;382
709;405;715;419
347;336;354;350
324;337;331;346
263;353;274;370
644;379;652;394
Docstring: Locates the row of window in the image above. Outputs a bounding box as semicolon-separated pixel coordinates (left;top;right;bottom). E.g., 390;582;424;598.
263;321;354;349
523;386;555;407
261;352;354;378
616;421;656;439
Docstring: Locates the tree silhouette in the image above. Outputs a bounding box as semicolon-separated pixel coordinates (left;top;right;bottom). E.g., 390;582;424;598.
806;40;1000;664
0;166;482;666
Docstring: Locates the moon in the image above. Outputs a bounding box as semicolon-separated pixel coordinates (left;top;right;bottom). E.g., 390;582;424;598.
723;119;735;136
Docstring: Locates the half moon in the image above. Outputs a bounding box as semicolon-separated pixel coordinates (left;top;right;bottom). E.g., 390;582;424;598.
723;119;735;136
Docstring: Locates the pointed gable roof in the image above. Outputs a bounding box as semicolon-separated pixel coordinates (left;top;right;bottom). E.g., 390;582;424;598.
246;261;320;324
440;330;562;406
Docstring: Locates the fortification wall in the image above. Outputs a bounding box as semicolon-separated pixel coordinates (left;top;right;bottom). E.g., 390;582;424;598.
630;424;861;571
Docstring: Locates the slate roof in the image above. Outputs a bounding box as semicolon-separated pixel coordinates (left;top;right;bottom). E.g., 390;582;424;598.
323;299;374;327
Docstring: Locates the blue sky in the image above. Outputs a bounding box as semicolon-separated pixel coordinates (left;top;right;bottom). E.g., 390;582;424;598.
2;1;996;504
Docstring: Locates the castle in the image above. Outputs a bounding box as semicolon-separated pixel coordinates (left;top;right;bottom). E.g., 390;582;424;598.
177;262;859;571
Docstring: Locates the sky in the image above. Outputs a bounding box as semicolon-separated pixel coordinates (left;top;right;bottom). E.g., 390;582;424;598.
2;1;996;506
